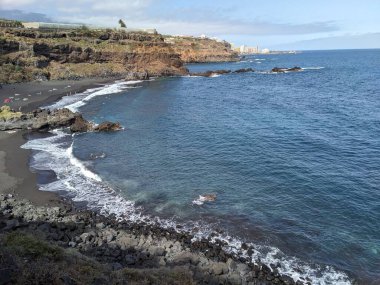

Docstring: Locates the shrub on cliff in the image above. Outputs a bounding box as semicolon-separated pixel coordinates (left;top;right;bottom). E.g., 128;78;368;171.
0;105;22;121
4;232;63;260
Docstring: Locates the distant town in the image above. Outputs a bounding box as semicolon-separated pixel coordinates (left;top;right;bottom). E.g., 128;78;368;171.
232;45;298;55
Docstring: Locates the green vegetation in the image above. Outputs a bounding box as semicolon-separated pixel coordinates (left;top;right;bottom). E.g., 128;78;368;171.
0;106;22;121
4;232;63;259
0;230;197;284
116;268;196;285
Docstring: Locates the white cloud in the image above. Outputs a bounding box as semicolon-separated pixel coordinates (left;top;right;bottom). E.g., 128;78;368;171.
0;0;338;37
0;0;36;9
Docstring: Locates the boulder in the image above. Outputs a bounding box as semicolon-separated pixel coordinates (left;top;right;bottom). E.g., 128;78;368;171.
70;115;93;132
125;71;149;81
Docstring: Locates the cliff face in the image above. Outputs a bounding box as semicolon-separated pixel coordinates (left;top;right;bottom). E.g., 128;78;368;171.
165;36;238;63
0;29;238;84
0;29;188;83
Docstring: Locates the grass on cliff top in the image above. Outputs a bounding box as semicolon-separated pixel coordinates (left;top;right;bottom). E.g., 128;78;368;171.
0;105;22;120
3;232;63;260
115;267;196;285
0;231;197;284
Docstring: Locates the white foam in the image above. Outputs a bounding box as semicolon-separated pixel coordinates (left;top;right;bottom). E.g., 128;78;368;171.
66;142;102;182
47;80;143;112
21;130;137;217
192;196;204;205
302;66;325;70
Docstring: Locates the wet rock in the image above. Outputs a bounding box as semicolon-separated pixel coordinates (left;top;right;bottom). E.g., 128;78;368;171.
271;66;302;73
70;115;93;132
191;69;231;77
234;68;254;73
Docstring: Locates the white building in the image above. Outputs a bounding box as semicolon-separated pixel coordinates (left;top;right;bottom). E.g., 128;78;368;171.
22;22;83;30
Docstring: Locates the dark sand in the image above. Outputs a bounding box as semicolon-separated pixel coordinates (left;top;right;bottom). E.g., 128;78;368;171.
0;78;119;205
0;131;61;206
0;78;117;112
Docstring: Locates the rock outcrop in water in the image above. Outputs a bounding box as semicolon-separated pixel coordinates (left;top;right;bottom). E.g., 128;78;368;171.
191;68;255;77
0;107;120;133
234;68;254;73
94;121;122;132
271;67;302;73
191;69;232;77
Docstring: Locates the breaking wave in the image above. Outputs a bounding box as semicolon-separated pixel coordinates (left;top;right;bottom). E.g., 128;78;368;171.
47;80;143;112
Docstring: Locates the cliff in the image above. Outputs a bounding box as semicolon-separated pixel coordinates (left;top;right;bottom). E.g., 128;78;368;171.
0;29;187;83
164;36;238;63
0;29;238;84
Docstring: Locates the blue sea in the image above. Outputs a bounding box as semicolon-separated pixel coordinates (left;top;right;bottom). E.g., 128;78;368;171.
23;49;380;284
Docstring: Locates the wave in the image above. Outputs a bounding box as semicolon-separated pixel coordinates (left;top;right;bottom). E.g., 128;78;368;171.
302;67;325;70
47;80;143;112
22;82;351;285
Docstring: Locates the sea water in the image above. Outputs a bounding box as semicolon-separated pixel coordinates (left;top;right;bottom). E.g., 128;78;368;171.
23;50;380;284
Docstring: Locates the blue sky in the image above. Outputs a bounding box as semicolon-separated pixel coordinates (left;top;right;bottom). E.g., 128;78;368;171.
0;0;379;50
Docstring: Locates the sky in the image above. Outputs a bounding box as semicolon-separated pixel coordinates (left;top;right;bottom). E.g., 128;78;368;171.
0;0;379;50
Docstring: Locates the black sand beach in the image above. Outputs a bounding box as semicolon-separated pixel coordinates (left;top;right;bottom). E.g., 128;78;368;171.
0;78;118;113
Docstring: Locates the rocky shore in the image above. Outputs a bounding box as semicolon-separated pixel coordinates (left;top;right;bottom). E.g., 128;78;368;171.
0;194;304;285
0;106;121;133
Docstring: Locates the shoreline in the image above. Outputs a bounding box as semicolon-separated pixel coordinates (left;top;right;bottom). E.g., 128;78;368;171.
0;131;61;206
0;78;353;285
0;77;121;113
0;77;121;204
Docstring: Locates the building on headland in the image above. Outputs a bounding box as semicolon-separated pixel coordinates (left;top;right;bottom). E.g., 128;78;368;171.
22;22;84;30
117;27;157;34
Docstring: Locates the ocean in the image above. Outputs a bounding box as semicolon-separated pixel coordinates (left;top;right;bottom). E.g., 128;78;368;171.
23;49;380;284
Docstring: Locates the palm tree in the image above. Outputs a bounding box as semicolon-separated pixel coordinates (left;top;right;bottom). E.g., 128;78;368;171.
118;19;126;28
